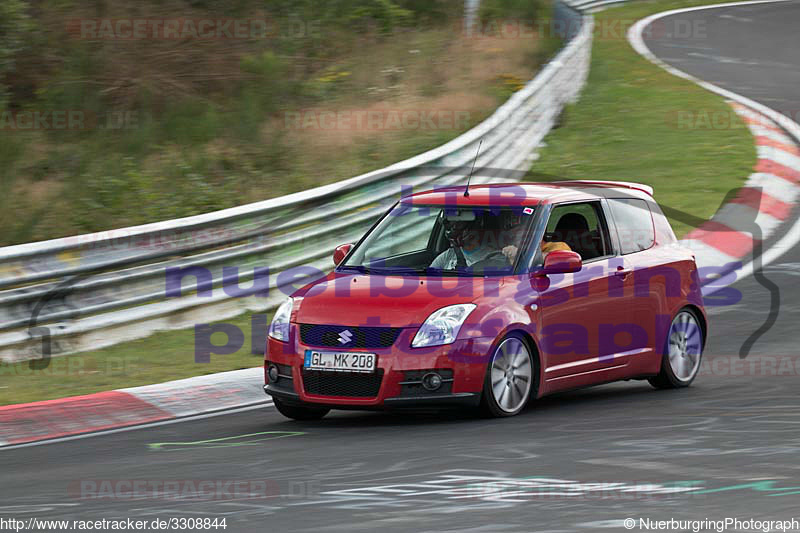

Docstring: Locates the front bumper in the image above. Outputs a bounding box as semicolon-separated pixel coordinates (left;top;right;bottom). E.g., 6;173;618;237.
265;325;493;410
264;384;481;410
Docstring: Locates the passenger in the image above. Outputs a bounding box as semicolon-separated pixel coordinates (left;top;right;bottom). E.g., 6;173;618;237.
541;240;571;256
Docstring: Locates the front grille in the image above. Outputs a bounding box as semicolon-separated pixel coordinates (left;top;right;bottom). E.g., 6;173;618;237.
299;324;402;349
302;369;384;398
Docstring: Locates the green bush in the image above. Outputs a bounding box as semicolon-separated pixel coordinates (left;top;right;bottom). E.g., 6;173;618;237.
396;0;460;23
479;0;543;22
267;0;416;31
0;0;32;109
345;0;414;32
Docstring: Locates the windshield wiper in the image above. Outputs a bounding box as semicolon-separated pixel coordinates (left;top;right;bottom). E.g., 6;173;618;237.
340;264;500;277
362;266;428;276
337;265;371;274
339;265;432;276
389;267;430;275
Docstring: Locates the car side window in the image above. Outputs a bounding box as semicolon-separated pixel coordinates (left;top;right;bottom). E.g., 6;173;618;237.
543;202;610;261
608;198;655;254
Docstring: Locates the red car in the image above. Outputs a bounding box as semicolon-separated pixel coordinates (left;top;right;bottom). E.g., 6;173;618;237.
264;181;707;419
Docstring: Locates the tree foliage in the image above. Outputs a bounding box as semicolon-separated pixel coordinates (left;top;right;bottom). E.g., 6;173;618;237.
0;0;32;109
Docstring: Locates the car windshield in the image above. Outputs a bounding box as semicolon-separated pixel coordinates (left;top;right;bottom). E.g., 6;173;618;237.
340;203;534;276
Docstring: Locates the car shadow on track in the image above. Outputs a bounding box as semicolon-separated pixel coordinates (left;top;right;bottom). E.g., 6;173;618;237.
262;382;666;430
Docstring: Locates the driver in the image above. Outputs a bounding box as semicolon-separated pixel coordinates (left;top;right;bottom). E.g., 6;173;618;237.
430;216;509;270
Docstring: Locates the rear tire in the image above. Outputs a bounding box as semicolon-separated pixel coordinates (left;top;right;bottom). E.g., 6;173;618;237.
480;333;536;417
273;398;330;421
649;307;704;389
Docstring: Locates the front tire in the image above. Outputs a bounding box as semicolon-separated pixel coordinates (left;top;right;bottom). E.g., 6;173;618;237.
649;307;704;389
273;398;330;421
480;333;536;417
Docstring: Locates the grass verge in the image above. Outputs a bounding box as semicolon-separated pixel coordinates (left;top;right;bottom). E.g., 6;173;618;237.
529;0;756;237
0;312;266;405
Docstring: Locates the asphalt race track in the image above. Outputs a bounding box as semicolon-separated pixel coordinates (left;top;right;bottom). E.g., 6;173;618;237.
3;3;800;531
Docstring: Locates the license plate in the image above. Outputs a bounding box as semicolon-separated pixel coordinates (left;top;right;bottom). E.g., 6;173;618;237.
303;350;377;373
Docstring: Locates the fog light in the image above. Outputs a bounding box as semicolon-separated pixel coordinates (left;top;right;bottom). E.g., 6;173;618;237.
421;372;443;391
268;364;280;383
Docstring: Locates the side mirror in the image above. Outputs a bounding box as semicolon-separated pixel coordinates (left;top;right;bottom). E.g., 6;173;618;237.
540;250;582;275
333;243;354;266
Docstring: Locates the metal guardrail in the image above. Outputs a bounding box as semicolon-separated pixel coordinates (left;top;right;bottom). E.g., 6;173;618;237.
0;0;596;362
569;0;629;11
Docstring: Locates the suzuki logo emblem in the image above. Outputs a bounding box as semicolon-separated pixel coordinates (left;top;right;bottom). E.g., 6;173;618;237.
338;329;353;345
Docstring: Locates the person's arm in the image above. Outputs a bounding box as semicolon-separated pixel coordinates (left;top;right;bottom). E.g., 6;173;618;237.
430;249;454;269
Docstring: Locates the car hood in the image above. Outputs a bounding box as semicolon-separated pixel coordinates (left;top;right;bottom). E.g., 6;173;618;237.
292;272;502;327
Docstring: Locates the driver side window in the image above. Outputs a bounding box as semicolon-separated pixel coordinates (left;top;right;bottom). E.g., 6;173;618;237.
543;202;610;261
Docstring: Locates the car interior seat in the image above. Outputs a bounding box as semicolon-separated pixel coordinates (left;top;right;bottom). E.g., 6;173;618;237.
553;213;599;260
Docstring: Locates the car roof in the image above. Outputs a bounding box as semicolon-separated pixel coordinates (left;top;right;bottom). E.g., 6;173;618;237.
401;181;654;207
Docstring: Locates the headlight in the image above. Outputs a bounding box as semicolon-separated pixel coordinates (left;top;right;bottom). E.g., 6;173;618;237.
268;298;293;342
411;304;476;348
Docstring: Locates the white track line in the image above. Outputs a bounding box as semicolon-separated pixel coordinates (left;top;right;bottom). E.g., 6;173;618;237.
0;401;273;452
747;172;800;203
627;0;800;288
748;126;795;145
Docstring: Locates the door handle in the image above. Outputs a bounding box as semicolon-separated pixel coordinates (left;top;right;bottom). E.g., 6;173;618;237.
615;267;632;279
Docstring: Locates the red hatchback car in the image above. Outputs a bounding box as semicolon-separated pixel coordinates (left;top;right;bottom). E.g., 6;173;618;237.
264;181;707;419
